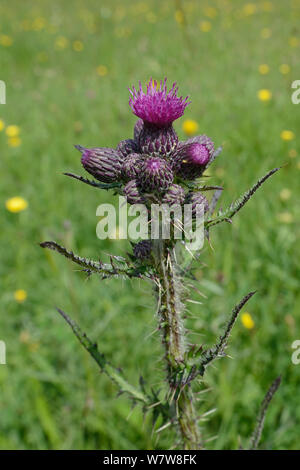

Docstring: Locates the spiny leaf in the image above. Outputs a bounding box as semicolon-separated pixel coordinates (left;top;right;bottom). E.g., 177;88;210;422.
205;167;280;228
249;375;281;450
200;291;256;369
184;291;256;383
40;241;148;279
64;172;122;190
56;307;149;404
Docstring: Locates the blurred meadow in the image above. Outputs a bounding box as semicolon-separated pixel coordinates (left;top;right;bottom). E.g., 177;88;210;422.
0;0;300;450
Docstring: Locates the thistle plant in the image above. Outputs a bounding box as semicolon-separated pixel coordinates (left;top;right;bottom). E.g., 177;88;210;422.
41;78;281;450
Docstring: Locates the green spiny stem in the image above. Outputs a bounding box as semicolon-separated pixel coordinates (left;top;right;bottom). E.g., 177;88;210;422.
176;387;201;450
153;240;201;449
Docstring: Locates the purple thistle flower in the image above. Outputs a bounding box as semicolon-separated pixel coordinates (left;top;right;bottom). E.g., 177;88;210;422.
133;240;152;260
171;135;214;180
123;180;145;205
138;156;173;192
162;184;186;207
117;139;139;158
186;191;209;217
138;122;178;157
129;78;190;127
78;146;123;183
121;153;143;181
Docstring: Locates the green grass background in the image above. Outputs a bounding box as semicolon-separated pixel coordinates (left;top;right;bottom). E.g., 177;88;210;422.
0;0;299;450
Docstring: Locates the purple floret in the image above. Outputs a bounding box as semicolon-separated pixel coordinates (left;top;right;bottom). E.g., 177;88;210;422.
129;78;190;127
170;135;214;180
186;143;210;165
138;156;173;192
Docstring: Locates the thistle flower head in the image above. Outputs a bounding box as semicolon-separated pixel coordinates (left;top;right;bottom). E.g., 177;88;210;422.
186;191;209;216
121;153;143;181
129;78;190;127
162;184;186;207
185;143;210;165
123;180;145;205
171;135;214;180
78;146;123;183
133;240;152;260
138;156;173;192
138;123;178;157
117;139;139;158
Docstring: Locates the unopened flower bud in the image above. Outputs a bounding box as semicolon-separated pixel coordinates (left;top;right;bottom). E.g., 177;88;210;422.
133;240;152;260
121;153;143;181
123;180;145;205
171;135;214;180
186;192;209;217
162;184;185;207
78;146;123;183
117;139;139;158
138;157;173;192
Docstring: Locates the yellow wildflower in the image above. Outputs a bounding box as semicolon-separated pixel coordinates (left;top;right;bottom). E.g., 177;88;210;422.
279;189;291;201
279;64;290;75
257;89;272;102
289;37;299;48
200;21;212;32
5;197;28;213
241;313;255;329
182;119;199;136
55;36;69;50
244;3;257;16
14;289;27;303
289;149;297;158
262;1;273;12
19;331;30;344
8;136;21;147
280;130;295;141
32;17;46;31
258;64;269;75
97;65;108;76
261;28;272;39
277;212;293;224
73;40;84;51
0;119;4;131
5;125;20;137
174;10;184;25
204;7;217;18
0;35;13;46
